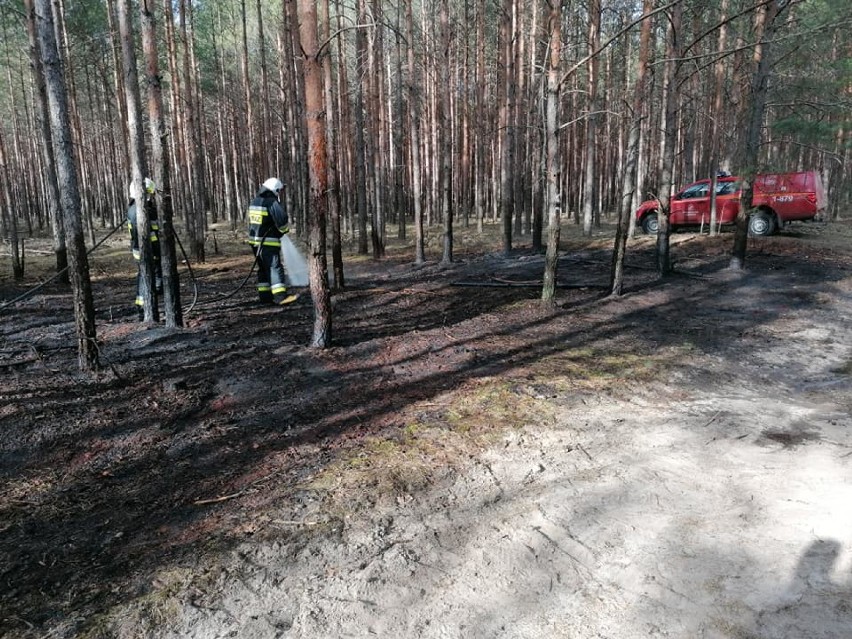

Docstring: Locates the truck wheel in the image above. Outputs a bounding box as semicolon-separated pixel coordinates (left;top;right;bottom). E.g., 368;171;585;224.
641;212;659;235
748;211;776;236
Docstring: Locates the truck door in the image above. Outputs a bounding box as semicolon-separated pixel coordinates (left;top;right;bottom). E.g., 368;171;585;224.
713;180;739;224
671;182;710;226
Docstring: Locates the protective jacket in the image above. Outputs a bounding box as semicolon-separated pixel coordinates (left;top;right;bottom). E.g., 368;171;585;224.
248;188;289;247
128;197;160;260
127;196;162;313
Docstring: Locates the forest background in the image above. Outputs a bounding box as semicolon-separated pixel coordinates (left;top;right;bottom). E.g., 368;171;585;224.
2;1;852;636
1;0;851;358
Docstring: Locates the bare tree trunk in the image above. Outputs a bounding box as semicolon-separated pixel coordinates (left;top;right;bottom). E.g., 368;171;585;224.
117;0;158;323
107;0;129;207
731;0;782;270
499;0;516;255
320;0;344;289
240;0;256;177
35;0;98;371
180;0;205;263
541;1;562;305
582;0;601;236
656;2;682;277
0;131;23;280
439;0;454;264
474;0;485;235
161;0;187;227
355;0;369;255
611;0;653;296
709;0;729;236
367;0;385;260
407;0;425;264
54;0;90;243
255;0;271;173
24;0;66;282
297;0;332;348
141;0;182;327
212;5;236;226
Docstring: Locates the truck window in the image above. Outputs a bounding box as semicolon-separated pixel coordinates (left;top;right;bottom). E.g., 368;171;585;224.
680;183;709;199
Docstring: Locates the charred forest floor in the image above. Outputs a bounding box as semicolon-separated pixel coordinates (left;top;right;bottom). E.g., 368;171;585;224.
2;220;852;639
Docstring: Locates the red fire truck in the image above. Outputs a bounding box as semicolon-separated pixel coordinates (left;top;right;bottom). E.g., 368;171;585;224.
635;171;826;236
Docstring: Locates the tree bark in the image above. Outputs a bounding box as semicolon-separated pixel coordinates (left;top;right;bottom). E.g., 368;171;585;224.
118;0;158;323
24;0;66;282
611;0;654;296
499;0;516;256
179;0;205;263
541;0;562;305
655;2;682;277
320;0;344;289
141;0;182;327
354;0;369;255
709;0;730;236
439;0;454;264
731;0;781;270
582;0;601;236
297;0;333;348
407;0;426;264
35;0;99;371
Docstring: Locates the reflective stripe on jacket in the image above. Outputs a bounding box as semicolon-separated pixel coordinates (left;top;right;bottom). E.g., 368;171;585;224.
247;191;288;247
128;198;160;260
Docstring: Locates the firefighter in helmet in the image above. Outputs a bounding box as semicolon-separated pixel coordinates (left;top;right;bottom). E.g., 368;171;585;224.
247;177;298;305
127;177;162;319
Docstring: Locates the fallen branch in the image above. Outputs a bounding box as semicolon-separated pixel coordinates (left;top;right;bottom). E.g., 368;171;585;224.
576;443;594;461
193;492;243;506
452;280;608;289
193;469;284;506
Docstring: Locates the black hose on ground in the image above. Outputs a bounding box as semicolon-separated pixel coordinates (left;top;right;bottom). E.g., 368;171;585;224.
181;232;267;314
0;222;126;315
0;222;262;319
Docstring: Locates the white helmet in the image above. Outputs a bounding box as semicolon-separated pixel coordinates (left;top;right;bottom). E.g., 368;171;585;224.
144;177;155;194
262;177;283;193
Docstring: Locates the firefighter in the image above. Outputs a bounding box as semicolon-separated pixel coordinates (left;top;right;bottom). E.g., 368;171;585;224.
247;177;298;305
127;178;162;320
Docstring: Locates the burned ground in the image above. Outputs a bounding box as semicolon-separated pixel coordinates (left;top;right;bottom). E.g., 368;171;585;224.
2;221;851;638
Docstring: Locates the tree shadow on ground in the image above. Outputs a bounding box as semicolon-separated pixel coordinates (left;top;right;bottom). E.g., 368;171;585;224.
1;231;849;637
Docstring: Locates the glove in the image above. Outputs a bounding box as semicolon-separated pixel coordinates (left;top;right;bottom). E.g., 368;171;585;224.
279;226;290;235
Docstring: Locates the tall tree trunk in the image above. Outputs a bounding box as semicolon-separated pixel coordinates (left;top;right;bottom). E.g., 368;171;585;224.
499;0;516;255
297;0;332;348
354;0;369;255
240;0;256;177
24;0;66;282
439;0;454;264
34;0;98;371
541;0;562;305
365;0;385;260
141;0;182;327
180;0;205;262
474;0;485;235
320;0;344;288
118;0;158;322
611;0;654;296
656;2;682;277
0;131;23;280
709;0;730;236
730;0;782;270
407;0;425;264
255;0;271;172
582;0;601;236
